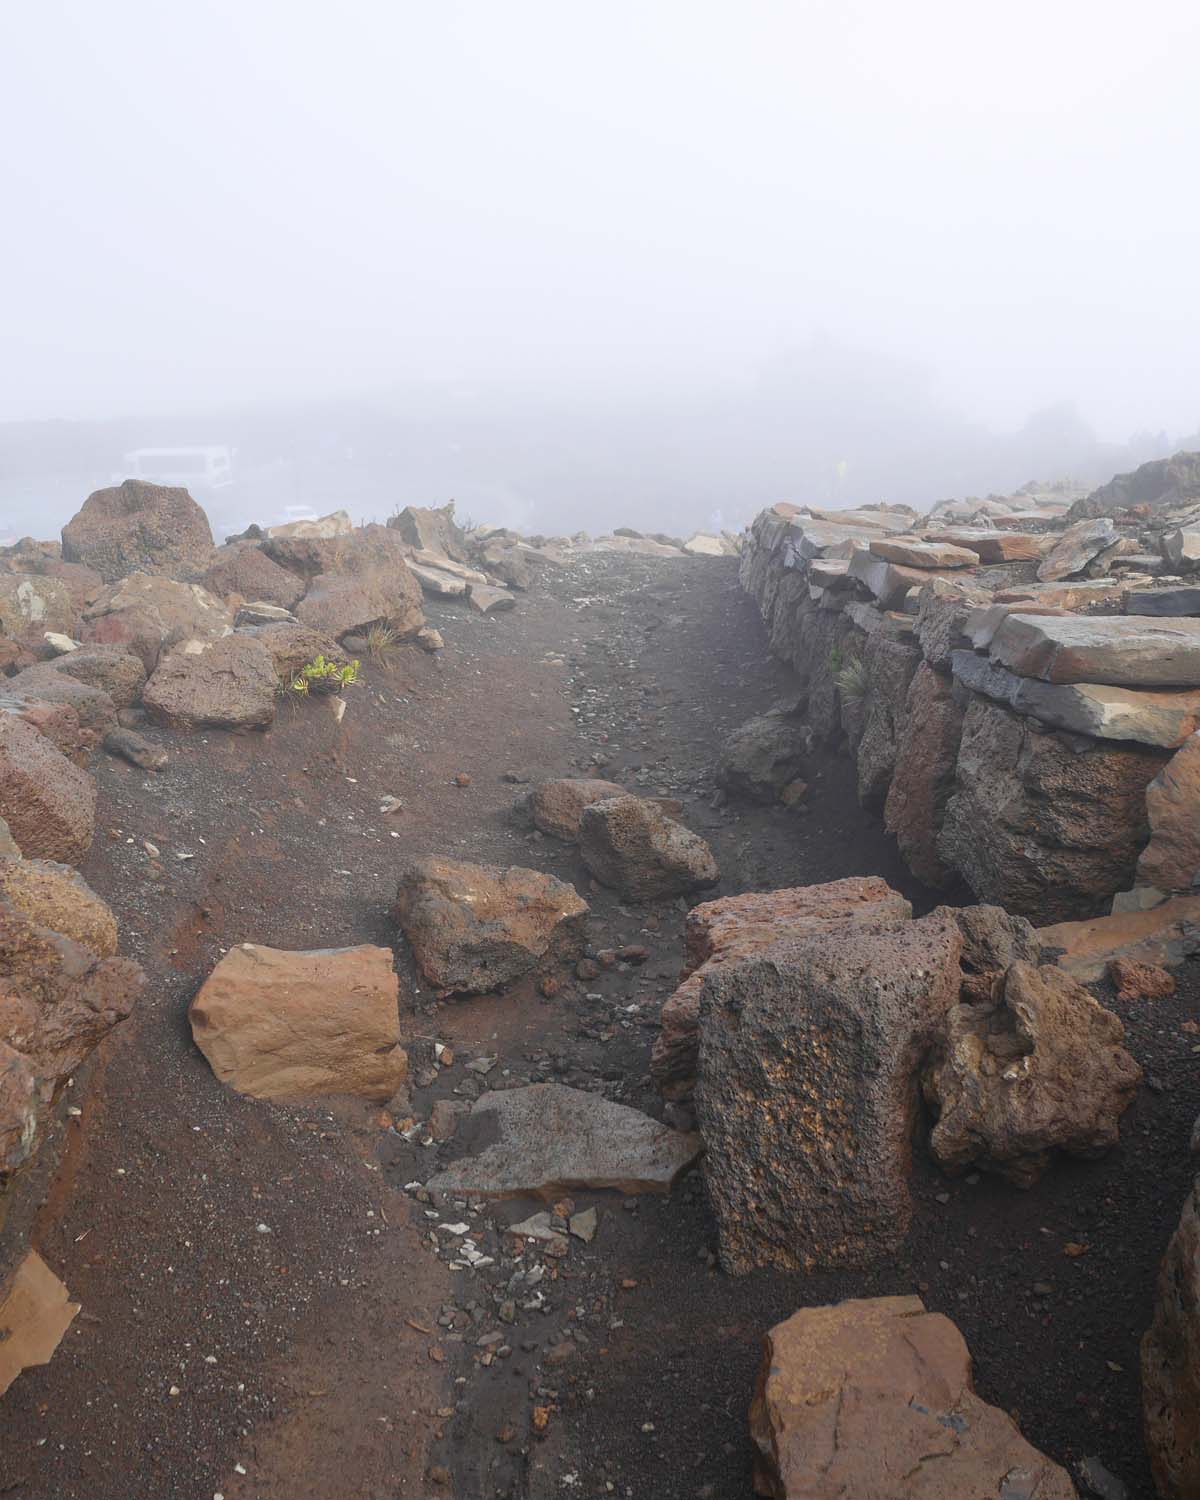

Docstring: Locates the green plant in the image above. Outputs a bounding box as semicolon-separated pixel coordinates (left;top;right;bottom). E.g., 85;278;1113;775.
289;655;361;696
834;653;869;702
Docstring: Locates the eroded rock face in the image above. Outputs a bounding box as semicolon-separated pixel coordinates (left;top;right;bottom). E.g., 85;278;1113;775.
1036;517;1117;582
0;1041;38;1184
521;778;626;841
884;664;965;886
386;503;467;560
717;710;811;803
749;1296;1077;1500
697;911;962;1273
82;574;233;673
578;795;719;900
61;479;214;582
235;622;346;682
937;696;1167;921
1135;733;1200;895
855;634;922;808
923;962;1141;1186
0;575;75;646
23;645;146;709
989;614;1200;689
0;714;96;864
395;857;588;994
651;878;912;1102
0;860;118;957
1143;1174;1200;1500
189;943;407;1101
426;1083;702;1199
143;634;278;730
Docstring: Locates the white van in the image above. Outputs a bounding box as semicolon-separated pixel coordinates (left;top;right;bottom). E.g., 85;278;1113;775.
118;447;234;490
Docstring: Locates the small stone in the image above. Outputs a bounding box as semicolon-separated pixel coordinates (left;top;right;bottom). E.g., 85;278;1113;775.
569;1207;598;1242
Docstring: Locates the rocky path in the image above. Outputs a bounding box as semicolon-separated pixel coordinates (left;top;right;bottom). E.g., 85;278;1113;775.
1;554;1197;1498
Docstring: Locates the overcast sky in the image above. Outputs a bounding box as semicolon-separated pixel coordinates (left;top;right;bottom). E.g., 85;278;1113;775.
3;0;1199;438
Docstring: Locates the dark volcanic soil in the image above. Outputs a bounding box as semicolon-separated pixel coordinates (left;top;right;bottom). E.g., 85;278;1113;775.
1;552;1196;1500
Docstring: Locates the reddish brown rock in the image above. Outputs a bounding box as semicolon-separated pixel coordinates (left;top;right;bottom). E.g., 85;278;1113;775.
0;715;95;863
236;622;347;682
750;1296;1076;1499
1135;733;1200;894
1040;896;1200;983
0;1041;38;1183
22;645;145;709
884;663;964;886
0;694;90;764
143;635;278;731
651;878;912;1102
201;542;305;610
61;479;214;582
189;943;407;1101
0;575;75;646
1143;1175;1200;1500
578;794;718;901
1108;956;1176;1001
396;857;588;994
924;962;1141;1186
697;910;963;1272
522;778;625;840
0;898;142;1098
267;525;425;641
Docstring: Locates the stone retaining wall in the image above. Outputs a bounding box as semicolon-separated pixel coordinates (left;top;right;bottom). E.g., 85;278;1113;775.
739;500;1200;923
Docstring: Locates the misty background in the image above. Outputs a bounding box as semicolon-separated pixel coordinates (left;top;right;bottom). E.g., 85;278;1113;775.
2;1;1198;542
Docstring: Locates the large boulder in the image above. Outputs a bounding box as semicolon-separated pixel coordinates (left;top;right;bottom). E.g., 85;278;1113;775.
235;622;347;683
651;878;912;1103
265;509;352;540
923;961;1141;1186
189;943;407;1101
3;666;118;752
61;479;214;582
1135;733;1200;894
18;645;146;710
717;709;811;803
386;503;467;560
395;857;588;994
578;794;719;900
883;663;965;886
855;634;922;808
267;525;424;641
142;634;278;731
0;575;75;646
81;574;233;673
521;778;626;841
1143;1170;1200;1500
937;696;1168;921
425;1083;702;1199
1068;449;1200;521
201;542;305;610
0;715;95;864
697;910;962;1273
0;860;118;957
750;1296;1077;1500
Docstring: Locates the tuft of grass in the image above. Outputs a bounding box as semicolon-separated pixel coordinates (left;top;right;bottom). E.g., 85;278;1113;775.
363;621;401;663
834;654;869;702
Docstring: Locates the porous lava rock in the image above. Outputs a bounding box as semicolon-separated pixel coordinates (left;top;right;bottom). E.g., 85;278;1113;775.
578;794;718;900
143;634;278;730
923;961;1141;1185
1143;1171;1200;1500
0;575;75;646
201;542;305;610
651;877;912;1102
883;663;964;886
521;778;625;841
61;479;214;582
0;860;118;957
395;857;588;994
750;1295;1077;1499
697;910;962;1272
717;709;811;803
0;715;95;864
82;574;233;673
189;943;407;1101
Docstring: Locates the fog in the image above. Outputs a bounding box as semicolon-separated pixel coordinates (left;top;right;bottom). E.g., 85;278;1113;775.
3;0;1199;540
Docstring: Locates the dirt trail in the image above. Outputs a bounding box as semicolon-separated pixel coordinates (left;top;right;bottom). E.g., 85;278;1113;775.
1;554;1197;1499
